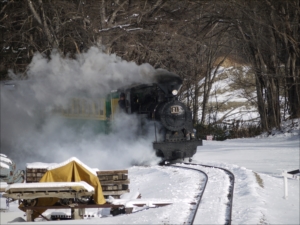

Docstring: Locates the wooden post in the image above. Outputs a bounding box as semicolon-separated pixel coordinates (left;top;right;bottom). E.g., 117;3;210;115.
71;208;85;219
71;208;75;219
125;207;133;214
26;209;33;222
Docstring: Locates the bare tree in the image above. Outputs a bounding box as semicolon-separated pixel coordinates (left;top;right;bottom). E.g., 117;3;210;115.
1;0;299;132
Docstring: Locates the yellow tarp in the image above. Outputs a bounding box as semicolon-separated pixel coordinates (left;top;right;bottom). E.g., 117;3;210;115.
20;160;105;219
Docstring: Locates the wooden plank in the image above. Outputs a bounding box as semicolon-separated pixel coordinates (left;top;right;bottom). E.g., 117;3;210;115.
98;174;128;181
101;184;129;191
105;195;121;199
4;190;94;200
8;186;84;193
98;170;130;199
26;167;47;183
132;203;172;207
96;170;128;175
102;189;130;195
100;179;130;185
102;185;118;191
20;203;124;210
28;173;36;177
98;175;119;181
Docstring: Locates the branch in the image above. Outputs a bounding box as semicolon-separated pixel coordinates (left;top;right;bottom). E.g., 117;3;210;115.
69;34;80;54
107;1;128;25
0;0;14;15
27;0;42;25
212;109;258;125
101;0;106;27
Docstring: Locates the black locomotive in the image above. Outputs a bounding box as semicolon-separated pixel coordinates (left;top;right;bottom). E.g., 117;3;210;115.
116;70;203;162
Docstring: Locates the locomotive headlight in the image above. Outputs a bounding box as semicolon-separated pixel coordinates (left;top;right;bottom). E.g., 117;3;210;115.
172;89;178;95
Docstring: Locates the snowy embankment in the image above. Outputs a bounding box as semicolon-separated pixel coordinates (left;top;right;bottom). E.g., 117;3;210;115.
193;128;299;224
0;128;299;224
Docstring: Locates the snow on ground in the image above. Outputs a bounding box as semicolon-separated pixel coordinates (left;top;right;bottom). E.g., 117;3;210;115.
0;129;299;224
194;131;299;175
193;128;299;224
190;165;230;224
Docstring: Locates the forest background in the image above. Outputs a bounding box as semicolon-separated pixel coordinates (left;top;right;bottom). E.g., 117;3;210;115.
1;0;299;138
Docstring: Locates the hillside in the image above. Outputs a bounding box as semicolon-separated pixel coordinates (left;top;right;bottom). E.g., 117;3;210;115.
199;65;259;125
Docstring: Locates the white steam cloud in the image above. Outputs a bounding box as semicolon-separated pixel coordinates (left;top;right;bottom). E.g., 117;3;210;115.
0;47;160;170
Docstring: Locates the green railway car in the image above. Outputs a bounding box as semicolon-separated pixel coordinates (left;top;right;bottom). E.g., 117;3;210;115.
54;91;120;134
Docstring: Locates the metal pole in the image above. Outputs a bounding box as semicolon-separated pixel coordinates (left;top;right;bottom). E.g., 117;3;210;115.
283;170;288;199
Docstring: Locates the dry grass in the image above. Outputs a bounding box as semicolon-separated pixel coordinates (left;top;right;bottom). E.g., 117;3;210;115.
208;101;252;112
253;172;264;188
214;57;250;68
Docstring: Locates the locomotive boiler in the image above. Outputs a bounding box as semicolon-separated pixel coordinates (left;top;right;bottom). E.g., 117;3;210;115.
116;70;203;162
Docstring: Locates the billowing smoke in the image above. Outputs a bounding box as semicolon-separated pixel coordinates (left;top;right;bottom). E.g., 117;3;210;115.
0;47;160;170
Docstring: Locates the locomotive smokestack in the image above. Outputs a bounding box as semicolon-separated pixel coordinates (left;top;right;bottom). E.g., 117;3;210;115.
154;69;183;96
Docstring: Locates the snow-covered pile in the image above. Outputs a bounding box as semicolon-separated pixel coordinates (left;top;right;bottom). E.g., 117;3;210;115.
0;182;8;192
0;154;13;171
26;157;98;175
5;181;94;193
259;118;300;138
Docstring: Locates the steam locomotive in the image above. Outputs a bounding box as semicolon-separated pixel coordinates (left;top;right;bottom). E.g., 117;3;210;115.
2;70;202;163
115;70;203;161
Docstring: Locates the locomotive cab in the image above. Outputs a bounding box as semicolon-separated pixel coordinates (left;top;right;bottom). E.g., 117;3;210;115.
117;84;158;114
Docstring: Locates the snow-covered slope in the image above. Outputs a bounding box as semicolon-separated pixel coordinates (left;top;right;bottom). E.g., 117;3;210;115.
197;66;259;124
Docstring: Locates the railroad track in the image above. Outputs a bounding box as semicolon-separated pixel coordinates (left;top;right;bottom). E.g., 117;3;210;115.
170;162;235;225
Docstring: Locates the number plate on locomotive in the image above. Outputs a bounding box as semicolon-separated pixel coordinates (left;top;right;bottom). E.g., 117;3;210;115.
170;105;183;114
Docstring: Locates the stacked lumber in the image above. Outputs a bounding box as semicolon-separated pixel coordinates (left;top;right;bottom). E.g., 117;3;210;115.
96;170;130;199
25;167;130;199
26;168;47;183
